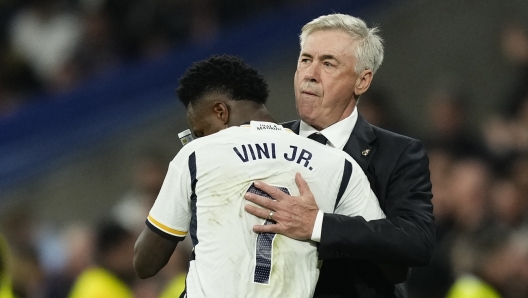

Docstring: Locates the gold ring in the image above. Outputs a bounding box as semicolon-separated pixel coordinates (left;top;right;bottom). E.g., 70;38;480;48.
268;210;274;221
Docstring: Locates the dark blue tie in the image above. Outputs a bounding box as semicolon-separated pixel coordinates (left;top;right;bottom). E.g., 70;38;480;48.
308;132;328;145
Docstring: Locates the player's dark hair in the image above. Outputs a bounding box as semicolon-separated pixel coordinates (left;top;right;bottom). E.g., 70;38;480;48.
176;55;269;107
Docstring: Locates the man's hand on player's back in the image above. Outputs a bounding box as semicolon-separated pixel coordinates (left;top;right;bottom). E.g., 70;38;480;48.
244;173;318;241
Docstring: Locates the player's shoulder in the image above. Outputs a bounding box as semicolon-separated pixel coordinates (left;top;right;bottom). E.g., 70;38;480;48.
172;127;246;159
170;135;212;164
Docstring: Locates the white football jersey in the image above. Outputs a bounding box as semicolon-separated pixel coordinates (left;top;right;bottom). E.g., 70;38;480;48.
147;121;385;298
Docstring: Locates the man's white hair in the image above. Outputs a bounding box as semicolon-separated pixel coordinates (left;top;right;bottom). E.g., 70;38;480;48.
300;14;384;74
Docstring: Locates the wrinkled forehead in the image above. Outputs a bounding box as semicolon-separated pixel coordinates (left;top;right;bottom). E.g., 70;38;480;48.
300;30;358;62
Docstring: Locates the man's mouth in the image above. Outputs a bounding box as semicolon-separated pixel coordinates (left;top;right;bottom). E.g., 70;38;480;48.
302;90;318;96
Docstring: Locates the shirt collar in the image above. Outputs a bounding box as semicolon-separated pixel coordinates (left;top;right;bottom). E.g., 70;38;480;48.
299;107;358;150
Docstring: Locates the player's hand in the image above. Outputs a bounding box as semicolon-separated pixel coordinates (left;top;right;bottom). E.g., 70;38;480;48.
244;173;319;240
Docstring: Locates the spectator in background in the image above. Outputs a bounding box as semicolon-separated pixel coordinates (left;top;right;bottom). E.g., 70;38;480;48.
447;159;492;232
68;221;136;298
0;49;40;117
490;178;527;227
0;234;15;298
1;208;44;298
0;0;301;119
357;88;406;134
9;0;82;92
68;8;121;81
500;22;528;119
510;155;528;196
483;22;528;168
112;152;167;235
41;224;95;298
188;0;219;45
423;88;487;159
101;0;182;58
512;229;528;295
447;224;528;298
483;100;528;169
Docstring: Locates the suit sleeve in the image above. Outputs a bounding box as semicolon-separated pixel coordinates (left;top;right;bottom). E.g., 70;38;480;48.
318;140;435;267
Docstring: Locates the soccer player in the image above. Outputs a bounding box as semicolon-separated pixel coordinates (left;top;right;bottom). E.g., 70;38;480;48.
133;55;385;297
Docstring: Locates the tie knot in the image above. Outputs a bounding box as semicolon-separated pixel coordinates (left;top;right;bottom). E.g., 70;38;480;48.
308;133;328;145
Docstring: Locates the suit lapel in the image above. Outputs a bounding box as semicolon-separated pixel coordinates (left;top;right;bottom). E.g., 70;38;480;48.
282;120;300;134
285;117;377;171
343;114;377;172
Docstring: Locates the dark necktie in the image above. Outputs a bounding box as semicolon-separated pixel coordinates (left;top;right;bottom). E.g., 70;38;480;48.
308;132;328;145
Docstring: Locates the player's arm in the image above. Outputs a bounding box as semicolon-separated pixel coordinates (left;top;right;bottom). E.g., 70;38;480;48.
134;226;180;279
134;151;194;279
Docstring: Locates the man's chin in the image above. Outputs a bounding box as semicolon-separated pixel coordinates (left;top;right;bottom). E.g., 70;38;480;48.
300;114;324;129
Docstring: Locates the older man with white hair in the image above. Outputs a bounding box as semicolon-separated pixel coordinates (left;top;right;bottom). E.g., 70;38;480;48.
245;13;435;298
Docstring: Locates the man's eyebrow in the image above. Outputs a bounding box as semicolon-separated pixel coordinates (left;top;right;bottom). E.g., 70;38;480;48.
320;54;338;62
300;53;339;62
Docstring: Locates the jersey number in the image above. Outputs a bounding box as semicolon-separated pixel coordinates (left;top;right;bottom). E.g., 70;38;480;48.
248;183;290;285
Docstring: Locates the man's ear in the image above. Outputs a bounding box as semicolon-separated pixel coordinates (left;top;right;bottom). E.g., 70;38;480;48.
354;70;373;97
213;102;229;125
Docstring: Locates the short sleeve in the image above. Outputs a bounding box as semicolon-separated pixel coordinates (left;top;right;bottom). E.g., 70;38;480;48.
146;153;193;242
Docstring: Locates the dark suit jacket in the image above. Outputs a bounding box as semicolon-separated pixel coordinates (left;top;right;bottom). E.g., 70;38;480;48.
283;115;435;298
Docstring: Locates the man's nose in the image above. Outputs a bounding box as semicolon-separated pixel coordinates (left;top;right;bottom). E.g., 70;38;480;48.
304;63;320;82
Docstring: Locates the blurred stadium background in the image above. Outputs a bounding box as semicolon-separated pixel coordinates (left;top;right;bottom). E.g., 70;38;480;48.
1;0;528;297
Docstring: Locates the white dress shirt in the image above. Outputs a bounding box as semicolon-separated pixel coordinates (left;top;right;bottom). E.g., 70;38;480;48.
299;108;359;242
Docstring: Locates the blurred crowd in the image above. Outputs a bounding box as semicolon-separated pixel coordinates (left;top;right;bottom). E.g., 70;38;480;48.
0;0;307;118
359;22;528;298
0;151;194;297
1;1;528;298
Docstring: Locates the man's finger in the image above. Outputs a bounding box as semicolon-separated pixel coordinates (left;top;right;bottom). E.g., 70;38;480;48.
245;204;272;220
253;223;280;234
295;172;311;197
253;181;286;201
245;192;277;210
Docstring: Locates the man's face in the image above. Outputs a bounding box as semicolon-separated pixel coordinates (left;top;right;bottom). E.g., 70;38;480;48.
186;101;225;138
294;30;360;130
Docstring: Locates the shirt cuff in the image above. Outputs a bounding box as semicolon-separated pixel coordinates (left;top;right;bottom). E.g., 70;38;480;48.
310;210;324;242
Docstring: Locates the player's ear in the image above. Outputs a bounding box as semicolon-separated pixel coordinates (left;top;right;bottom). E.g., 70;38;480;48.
213;102;229;125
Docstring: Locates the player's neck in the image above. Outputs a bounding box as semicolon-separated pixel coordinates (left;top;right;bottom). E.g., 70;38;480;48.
230;102;276;125
248;107;275;123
